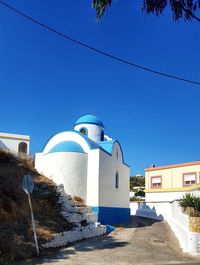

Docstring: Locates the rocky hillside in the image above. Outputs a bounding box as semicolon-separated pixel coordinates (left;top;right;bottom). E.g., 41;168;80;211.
0;150;105;265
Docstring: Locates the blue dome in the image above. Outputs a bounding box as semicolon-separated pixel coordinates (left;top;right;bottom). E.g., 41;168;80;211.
75;115;104;127
48;141;85;154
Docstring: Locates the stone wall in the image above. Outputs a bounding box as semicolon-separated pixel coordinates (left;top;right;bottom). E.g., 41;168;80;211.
189;217;200;233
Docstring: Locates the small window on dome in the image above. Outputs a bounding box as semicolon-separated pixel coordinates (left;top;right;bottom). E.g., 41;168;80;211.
80;128;87;136
101;131;104;141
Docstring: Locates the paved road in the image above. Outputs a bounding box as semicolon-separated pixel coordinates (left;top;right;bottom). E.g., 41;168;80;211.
19;217;200;265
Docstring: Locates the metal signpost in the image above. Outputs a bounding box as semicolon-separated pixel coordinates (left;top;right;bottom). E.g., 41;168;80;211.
22;174;39;256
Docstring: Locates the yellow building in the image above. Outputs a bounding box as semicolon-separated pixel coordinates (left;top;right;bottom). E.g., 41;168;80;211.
145;161;200;202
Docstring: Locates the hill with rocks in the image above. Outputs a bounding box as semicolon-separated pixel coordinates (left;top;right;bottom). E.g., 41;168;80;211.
0;150;105;264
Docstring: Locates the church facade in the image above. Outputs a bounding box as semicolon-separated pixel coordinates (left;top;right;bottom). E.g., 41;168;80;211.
35;115;130;224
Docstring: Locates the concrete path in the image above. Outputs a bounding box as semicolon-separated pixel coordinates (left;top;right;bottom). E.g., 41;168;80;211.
18;216;200;265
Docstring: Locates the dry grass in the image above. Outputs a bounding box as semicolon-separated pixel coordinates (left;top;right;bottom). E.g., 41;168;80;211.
0;149;73;264
36;225;56;240
73;195;84;203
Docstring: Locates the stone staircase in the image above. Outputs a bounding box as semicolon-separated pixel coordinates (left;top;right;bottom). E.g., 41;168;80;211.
42;185;106;248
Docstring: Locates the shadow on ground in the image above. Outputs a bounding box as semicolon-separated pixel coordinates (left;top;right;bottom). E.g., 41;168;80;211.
9;216;169;265
12;233;129;265
121;215;162;228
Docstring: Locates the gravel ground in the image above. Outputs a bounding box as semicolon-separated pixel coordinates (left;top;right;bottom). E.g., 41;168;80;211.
15;216;200;265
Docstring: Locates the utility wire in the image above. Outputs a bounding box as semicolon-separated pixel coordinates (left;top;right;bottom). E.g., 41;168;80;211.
0;0;199;86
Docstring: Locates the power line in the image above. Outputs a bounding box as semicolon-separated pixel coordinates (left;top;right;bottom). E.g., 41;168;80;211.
0;0;199;86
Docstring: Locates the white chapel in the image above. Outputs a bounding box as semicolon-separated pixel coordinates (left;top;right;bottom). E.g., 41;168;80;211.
35;114;130;224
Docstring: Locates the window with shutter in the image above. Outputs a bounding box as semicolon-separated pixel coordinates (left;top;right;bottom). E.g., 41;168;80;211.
151;176;162;188
183;173;196;186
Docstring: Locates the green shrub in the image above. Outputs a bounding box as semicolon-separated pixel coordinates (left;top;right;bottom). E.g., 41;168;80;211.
194;197;200;211
130;196;145;202
134;190;145;197
179;194;200;216
179;194;195;208
130;176;145;191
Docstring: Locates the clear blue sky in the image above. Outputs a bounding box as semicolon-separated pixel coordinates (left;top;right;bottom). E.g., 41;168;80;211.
0;0;200;175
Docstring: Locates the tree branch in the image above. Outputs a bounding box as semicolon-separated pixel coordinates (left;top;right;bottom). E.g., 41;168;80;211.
180;2;200;22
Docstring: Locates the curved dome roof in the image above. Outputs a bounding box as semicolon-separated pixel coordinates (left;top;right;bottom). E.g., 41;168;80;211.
48;141;85;154
75;115;104;127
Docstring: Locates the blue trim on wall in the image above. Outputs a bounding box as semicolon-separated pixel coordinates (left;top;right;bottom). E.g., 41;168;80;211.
42;130;99;152
41;130;130;167
98;140;129;166
48;141;85;153
98;140;115;154
92;206;130;225
75;114;104;128
75;121;105;127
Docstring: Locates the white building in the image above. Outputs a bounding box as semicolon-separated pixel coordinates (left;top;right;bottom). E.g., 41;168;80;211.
0;132;30;157
35;114;130;225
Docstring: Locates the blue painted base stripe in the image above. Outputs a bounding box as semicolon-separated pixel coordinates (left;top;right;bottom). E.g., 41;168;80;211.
92;206;130;225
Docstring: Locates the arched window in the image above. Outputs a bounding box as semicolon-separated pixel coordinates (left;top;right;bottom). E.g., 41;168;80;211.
80;128;87;136
18;142;27;158
101;130;104;141
115;172;119;189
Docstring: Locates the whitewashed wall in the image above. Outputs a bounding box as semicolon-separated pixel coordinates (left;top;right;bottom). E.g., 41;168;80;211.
192;189;200;197
145;191;190;202
98;142;130;208
169;201;200;254
35;152;88;201
86;149;100;206
130;201;172;220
